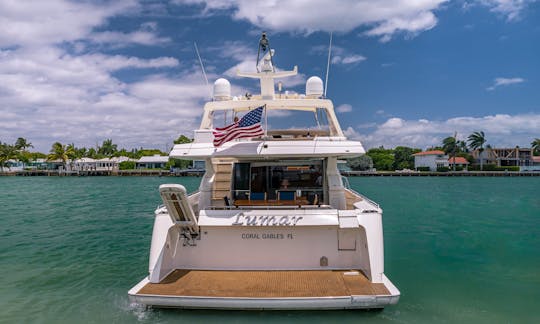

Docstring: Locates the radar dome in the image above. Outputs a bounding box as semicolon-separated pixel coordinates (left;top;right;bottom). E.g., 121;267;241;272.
306;76;324;97
213;78;231;100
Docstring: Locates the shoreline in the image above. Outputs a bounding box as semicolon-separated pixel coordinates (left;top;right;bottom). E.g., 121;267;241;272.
1;170;539;177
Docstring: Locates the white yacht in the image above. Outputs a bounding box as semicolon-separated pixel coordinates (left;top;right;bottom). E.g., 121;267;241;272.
129;35;400;310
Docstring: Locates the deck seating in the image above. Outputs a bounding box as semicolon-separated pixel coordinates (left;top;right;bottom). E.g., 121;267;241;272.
277;191;295;201
249;192;266;201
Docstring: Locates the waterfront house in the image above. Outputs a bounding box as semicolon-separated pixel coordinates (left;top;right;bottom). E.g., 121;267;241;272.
448;157;469;170
5;159;25;171
72;156;134;171
472;147;533;167
73;157;97;171
521;156;540;172
412;150;448;171
136;155;169;169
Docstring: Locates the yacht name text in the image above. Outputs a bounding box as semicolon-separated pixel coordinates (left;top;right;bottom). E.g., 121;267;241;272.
232;214;303;226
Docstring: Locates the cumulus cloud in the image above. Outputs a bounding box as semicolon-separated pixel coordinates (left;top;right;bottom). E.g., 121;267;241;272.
332;54;367;65
347;113;540;149
312;45;367;66
0;0;210;152
0;45;209;151
0;0;137;47
478;0;538;21
336;104;353;113
177;0;448;41
89;30;170;47
486;77;525;91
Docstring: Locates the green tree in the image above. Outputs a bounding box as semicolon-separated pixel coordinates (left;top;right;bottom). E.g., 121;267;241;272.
532;138;540;156
442;136;459;171
366;147;395;171
393;146;420;170
458;140;468;153
174;135;193;144
468;131;487;170
347;155;373;171
12;137;34;166
47;142;75;169
14;137;33;151
66;143;84;159
0;142;19;171
98;139;117;157
86;147;98;159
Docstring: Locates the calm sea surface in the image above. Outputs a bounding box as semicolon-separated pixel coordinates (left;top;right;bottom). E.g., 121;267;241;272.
1;176;539;323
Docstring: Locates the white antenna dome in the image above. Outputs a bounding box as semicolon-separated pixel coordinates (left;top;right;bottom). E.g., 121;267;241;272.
213;78;231;100
306;76;324;97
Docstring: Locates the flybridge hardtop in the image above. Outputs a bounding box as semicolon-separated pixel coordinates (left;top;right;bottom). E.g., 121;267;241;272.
129;34;399;310
169;36;365;159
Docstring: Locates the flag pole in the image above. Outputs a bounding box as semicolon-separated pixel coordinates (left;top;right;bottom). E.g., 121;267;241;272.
264;104;268;138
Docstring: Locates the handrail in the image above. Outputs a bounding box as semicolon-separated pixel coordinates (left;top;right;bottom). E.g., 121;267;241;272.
341;176;380;210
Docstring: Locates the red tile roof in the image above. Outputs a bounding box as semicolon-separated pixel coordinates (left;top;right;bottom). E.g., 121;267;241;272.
448;157;470;164
413;150;445;156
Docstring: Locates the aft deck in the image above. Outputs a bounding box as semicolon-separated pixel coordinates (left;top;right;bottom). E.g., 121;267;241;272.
136;270;389;298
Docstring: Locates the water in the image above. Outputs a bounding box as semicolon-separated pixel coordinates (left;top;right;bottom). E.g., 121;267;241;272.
0;176;538;323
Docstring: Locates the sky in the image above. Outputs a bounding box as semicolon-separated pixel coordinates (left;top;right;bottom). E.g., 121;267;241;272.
0;0;539;153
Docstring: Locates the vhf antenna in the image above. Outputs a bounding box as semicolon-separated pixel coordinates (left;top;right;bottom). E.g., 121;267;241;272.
194;42;210;96
324;32;333;98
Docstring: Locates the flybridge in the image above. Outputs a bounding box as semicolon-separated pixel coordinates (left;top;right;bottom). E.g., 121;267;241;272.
197;34;345;139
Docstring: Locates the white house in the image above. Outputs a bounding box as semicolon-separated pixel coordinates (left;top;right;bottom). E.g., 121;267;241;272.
137;155;169;169
413;150;448;171
72;156;134;171
73;157;97;171
448;156;470;170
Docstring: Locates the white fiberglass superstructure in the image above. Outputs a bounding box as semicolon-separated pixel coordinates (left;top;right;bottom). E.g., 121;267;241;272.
129;35;400;310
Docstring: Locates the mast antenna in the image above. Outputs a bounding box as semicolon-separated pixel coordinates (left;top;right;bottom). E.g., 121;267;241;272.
194;42;209;88
324;32;333;97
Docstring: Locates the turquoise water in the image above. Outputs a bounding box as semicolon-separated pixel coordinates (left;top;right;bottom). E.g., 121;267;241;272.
1;176;538;323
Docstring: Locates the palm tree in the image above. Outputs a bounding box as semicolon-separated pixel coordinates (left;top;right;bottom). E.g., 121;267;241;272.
532;138;540;156
47;142;75;170
468;131;487;170
442;136;458;171
98;139;117;157
0;142;19;171
14;137;33;151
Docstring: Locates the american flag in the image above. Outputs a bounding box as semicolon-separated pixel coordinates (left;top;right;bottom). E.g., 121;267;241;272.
213;106;265;147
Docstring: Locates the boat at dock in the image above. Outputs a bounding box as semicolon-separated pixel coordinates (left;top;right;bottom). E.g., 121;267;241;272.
128;34;400;310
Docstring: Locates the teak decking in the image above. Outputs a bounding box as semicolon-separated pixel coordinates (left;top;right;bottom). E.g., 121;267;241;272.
137;270;390;298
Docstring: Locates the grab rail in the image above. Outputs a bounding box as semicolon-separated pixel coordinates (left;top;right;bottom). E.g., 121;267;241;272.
341;175;380;209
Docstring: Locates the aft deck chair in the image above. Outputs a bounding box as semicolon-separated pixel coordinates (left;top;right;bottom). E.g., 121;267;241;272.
249;192;266;201
277;191;295;201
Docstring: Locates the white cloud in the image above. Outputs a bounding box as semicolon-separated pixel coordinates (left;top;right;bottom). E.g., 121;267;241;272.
0;59;210;151
0;0;208;152
347;113;540;149
312;45;367;66
332;54;367;65
336;104;353;113
89;30;170;47
0;0;137;47
478;0;538;21
177;0;448;41
486;77;525;91
363;10;439;42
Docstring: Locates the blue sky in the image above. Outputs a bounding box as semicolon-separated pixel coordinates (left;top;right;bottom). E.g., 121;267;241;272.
0;0;538;152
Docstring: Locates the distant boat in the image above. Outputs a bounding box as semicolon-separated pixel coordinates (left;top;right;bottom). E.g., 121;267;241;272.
128;34;400;310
